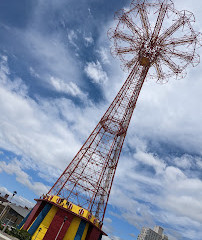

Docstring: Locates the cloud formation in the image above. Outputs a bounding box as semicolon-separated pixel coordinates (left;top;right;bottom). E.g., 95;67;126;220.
84;61;108;84
0;159;49;196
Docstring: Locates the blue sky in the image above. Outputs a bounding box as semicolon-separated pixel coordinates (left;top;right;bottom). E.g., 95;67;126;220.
0;0;202;239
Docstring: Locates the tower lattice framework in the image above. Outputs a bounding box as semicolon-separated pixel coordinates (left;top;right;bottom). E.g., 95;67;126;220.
48;0;200;224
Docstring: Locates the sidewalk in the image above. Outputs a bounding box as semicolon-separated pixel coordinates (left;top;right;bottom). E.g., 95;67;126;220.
0;231;19;240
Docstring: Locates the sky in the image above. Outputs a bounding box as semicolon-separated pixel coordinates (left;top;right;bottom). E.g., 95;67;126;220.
0;0;202;239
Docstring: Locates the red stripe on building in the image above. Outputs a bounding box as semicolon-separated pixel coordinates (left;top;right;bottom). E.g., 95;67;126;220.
86;225;102;240
43;208;74;240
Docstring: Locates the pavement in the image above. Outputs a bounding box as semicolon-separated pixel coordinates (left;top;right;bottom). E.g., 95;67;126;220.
0;231;19;240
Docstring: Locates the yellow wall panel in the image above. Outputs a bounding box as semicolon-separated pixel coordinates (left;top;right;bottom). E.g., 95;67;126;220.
81;223;89;240
63;217;81;240
32;225;47;240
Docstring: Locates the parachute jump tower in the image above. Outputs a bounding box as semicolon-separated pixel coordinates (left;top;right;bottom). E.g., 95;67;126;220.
19;0;200;239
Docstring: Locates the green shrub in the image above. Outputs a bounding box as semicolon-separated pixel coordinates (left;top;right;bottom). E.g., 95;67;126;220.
5;227;10;234
9;228;31;240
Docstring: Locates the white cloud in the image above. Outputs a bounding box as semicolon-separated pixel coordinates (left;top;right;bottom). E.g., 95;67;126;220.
102;224;113;237
0;159;49;196
0;55;83;175
104;217;112;224
0;55;28;96
84;61;108;84
0;53;107;190
29;67;40;78
0;81;81;169
102;236;111;240
50;76;86;98
196;158;202;169
84;35;94;46
129;233;136;238
22;29;81;90
98;47;110;64
109;144;202;239
67;30;79;49
134;151;166;174
102;235;122;240
173;154;194;169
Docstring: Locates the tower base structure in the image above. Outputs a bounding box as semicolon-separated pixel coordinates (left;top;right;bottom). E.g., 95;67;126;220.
18;195;106;240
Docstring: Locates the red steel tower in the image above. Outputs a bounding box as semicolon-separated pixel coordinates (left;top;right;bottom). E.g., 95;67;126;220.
20;1;200;239
49;0;200;221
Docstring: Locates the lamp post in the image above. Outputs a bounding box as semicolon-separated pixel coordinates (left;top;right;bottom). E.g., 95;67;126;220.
33;227;42;240
10;191;17;202
54;216;68;240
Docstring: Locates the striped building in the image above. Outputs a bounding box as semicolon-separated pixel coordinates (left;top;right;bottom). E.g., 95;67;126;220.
18;195;106;240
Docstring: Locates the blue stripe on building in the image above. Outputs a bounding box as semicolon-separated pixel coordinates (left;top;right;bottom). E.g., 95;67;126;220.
74;220;86;240
28;203;52;235
17;208;33;229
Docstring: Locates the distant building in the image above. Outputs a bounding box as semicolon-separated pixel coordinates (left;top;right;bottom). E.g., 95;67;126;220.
0;193;9;203
0;194;31;227
137;226;168;240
